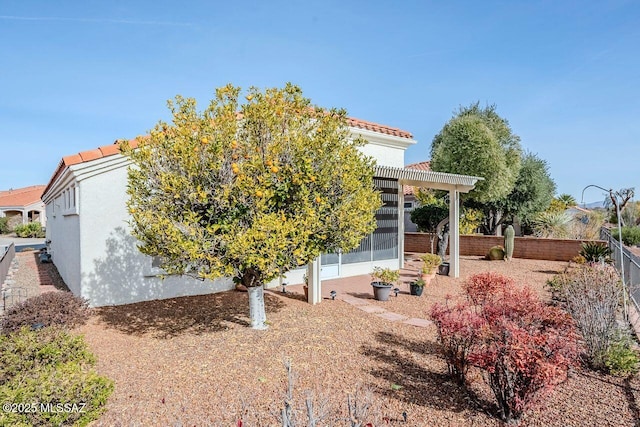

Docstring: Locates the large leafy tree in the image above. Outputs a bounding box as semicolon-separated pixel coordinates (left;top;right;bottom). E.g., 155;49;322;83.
123;83;380;329
474;152;556;233
430;103;526;235
430;103;522;204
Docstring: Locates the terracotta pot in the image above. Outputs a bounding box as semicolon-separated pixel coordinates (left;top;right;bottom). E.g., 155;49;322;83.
420;271;437;284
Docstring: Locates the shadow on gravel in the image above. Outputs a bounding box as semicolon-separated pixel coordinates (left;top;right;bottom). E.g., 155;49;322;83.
624;376;640;427
361;331;494;419
94;291;285;339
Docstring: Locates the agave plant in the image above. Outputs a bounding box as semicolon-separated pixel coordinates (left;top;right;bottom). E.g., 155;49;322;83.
579;242;612;263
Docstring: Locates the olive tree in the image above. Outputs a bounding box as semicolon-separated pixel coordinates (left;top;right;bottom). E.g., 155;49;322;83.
122;83;380;329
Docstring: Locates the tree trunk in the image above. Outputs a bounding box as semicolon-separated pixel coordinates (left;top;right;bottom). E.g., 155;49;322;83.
247;286;268;330
242;267;268;330
436;218;450;260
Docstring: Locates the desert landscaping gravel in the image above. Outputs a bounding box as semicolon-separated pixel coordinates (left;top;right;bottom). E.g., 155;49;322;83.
79;256;640;426
10;252;640;426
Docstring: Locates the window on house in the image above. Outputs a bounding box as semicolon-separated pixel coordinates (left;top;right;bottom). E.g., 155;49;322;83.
62;185;79;216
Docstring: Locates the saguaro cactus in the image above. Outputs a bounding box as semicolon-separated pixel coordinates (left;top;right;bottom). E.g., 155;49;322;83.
504;225;515;261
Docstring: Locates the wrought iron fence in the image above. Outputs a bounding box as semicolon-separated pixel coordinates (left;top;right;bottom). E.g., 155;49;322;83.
1;286;28;314
0;242;15;286
601;227;640;312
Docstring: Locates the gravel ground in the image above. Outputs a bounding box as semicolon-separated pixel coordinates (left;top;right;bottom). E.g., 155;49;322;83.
66;256;640;426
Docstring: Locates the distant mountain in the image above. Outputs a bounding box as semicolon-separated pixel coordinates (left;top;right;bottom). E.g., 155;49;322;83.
578;201;607;209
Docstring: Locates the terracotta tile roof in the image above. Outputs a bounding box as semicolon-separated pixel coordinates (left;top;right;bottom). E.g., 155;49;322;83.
43;117;413;197
43;139;141;198
0;185;46;207
347;117;413;139
403;161;431;195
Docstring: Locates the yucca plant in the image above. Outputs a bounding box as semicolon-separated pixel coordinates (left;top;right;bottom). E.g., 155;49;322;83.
579;242;612;263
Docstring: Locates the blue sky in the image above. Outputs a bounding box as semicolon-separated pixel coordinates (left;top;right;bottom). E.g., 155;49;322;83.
1;1;638;202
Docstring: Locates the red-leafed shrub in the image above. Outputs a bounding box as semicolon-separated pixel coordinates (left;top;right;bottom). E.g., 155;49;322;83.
462;272;514;306
432;273;580;424
430;300;484;384
470;288;580;423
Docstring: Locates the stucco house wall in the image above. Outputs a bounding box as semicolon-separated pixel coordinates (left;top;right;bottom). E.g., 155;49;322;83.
43;118;416;307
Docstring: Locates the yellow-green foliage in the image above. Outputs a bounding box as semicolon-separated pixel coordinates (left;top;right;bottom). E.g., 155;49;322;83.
123;83;381;286
460;207;483;235
420;253;442;274
0;327;113;426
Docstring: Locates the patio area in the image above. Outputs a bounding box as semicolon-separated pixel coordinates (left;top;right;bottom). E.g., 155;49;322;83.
275;254;567;323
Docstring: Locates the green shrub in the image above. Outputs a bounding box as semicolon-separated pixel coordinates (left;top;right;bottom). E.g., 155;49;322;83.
0;217;9;234
0;327;113;426
13;222;45;238
611;227;640;246
604;330;640;377
579;242;611;263
1;292;90;334
370;267;400;285
560;264;621;370
420;252;442;274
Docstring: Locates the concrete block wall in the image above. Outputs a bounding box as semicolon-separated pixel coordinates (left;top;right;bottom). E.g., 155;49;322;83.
405;232;604;262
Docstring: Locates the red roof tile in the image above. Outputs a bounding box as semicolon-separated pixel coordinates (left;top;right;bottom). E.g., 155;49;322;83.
348;117;413;139
0;185;46;207
43;117;412;197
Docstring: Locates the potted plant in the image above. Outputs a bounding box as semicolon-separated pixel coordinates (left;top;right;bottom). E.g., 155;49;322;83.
370;267;400;301
420;253;442;283
409;277;426;296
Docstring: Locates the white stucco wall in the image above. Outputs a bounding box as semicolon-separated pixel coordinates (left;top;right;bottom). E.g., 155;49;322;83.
358;143;405;168
45;194;81;295
76;158;234;307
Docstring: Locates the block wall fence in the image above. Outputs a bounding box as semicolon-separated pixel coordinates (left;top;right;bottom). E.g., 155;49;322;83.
405;232;604;262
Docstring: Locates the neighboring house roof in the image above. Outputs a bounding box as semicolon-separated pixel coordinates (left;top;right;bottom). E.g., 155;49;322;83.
43;117;414;197
0;185;46;208
403;161;431;195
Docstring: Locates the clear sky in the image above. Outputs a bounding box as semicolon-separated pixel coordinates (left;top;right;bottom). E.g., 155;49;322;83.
1;1;638;202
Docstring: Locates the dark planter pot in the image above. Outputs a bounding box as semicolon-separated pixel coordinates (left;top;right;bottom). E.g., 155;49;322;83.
438;262;450;276
409;283;424;296
371;282;393;301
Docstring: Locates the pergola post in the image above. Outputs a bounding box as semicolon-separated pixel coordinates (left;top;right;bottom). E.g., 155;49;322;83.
307;257;322;305
398;182;405;269
449;188;460;278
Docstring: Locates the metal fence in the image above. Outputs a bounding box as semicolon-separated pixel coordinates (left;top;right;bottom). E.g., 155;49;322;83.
0;242;15;286
601;227;640;312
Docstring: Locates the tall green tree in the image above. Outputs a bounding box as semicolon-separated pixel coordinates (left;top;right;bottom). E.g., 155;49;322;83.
430;103;522;234
431;103;522;203
123;83;380;329
475;152;556;233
